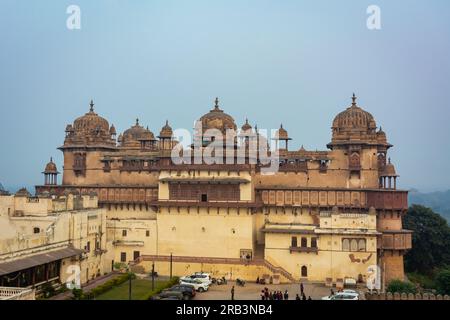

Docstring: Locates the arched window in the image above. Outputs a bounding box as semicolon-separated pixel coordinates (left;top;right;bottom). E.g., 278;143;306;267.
301;266;308;277
342;239;350;251
350;239;358;252
358;239;366;252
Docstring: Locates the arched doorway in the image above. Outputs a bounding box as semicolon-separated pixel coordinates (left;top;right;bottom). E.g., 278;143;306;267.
301;265;308;277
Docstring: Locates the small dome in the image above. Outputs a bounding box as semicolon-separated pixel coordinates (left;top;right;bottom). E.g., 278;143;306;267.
376;127;387;143
43;157;58;173
15;187;31;197
382;158;398;176
109;124;116;135
276;124;290;140
241;118;252;132
197;98;237;136
65;124;74;132
121;119;155;147
159;120;173;138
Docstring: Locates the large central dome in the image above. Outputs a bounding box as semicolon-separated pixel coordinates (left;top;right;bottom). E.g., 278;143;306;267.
198;98;237;135
332;94;376;132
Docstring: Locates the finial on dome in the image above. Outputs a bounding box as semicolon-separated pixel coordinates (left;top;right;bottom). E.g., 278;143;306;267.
90;99;95;112
388;157;391;164
280;123;283;129
214;97;220;110
351;93;357;106
50;156;53;162
165;120;169;126
136;118;139;126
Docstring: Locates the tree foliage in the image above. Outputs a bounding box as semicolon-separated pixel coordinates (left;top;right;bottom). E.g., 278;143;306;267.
387;279;417;294
403;205;450;274
435;269;450;295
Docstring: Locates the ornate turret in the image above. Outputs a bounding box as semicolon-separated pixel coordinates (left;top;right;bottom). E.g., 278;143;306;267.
379;158;399;189
42;157;59;185
274;124;292;151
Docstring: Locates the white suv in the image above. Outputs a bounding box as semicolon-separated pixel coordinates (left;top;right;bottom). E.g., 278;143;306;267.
179;278;209;292
181;272;212;285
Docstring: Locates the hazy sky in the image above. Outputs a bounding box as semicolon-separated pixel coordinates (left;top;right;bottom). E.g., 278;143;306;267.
0;0;449;192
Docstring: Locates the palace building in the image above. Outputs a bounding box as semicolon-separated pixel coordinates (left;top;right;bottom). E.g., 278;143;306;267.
30;95;411;287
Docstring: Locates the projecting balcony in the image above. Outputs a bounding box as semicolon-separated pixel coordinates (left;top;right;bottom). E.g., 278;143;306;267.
289;246;318;254
379;231;412;251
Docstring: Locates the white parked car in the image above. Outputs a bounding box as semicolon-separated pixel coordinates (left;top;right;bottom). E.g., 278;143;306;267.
179;278;209;292
322;291;359;300
181;272;212;285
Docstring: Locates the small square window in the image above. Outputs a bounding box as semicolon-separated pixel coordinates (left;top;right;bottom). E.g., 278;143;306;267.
122;230;127;237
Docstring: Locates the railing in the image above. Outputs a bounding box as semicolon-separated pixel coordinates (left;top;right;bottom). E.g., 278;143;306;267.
0;287;35;300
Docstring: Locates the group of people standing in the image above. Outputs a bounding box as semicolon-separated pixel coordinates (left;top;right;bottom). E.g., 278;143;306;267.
260;288;289;300
259;282;312;301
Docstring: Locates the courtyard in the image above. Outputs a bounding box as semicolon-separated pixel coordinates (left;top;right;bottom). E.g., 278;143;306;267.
193;281;355;300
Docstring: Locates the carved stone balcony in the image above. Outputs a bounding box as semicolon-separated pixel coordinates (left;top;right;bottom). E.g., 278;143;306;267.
289;246;318;254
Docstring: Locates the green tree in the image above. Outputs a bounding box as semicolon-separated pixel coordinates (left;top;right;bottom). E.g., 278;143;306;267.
435;269;450;295
387;279;417;294
404;205;450;274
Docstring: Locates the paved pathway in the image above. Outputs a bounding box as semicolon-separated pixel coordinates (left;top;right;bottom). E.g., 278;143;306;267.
49;272;120;300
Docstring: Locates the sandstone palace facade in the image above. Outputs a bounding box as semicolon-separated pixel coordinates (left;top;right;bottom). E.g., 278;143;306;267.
33;95;411;287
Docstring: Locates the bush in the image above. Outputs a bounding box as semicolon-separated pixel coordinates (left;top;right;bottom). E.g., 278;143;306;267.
407;272;436;290
387;279;417;294
142;277;180;300
435;269;450;295
72;288;85;300
88;273;135;299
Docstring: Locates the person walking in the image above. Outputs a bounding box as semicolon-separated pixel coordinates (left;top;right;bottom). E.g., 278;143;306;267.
300;282;304;295
302;293;307;300
308;296;312;300
231;286;235;300
284;290;289;300
261;290;265;300
295;294;301;300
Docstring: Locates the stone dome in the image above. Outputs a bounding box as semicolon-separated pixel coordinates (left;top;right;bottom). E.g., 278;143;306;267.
332;94;376;132
73;100;110;133
198;98;237;135
382;158;398;176
241;118;252;132
275;124;290;140
159;120;173;138
121;119;155;147
64;100;116;147
329;94;381;148
43;157;58;173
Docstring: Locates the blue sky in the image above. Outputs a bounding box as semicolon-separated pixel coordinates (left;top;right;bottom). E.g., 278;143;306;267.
0;0;449;191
